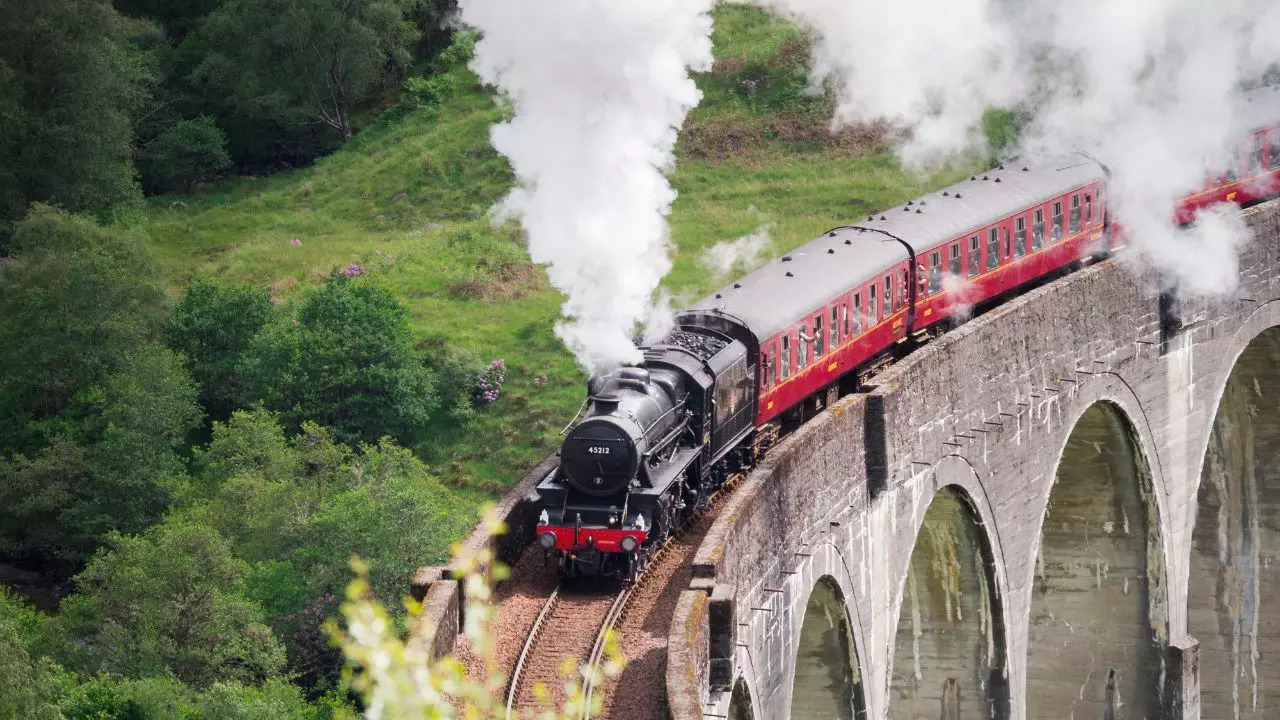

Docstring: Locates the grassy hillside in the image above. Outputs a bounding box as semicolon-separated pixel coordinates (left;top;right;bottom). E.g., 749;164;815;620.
138;5;976;519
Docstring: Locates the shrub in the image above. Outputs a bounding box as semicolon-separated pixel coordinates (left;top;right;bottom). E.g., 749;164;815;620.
242;272;437;446
138;117;233;194
168;281;273;420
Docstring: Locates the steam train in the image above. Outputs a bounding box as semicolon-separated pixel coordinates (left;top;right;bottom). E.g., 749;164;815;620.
533;86;1280;580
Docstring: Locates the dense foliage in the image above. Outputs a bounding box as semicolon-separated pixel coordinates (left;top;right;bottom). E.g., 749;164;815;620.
0;0;148;247
0;207;484;714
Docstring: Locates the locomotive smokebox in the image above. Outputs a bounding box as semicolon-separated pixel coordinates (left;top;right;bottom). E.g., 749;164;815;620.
560;418;640;496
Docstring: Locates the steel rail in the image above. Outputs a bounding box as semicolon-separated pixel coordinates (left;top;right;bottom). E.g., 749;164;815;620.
504;584;562;720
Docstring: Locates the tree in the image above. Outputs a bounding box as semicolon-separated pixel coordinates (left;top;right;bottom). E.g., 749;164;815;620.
0;208;199;569
59;520;286;687
138;116;233;194
168;282;273;420
243;273;437;445
0;206;167;455
194;0;420;140
0;617;64;720
0;0;150;246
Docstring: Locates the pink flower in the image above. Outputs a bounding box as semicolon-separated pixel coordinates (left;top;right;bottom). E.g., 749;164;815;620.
344;263;364;277
289;238;302;246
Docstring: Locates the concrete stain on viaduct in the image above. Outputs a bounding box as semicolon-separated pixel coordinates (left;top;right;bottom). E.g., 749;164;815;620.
664;201;1280;720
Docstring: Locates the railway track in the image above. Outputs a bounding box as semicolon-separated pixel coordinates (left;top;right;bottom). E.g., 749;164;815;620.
503;472;745;719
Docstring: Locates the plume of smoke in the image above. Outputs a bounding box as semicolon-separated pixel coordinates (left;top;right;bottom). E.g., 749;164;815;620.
1011;0;1280;296
642;222;776;345
458;0;714;371
700;223;775;278
755;0;1023;166
753;0;1280;295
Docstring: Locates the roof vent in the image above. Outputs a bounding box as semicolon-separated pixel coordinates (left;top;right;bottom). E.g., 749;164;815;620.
943;191;950;197
955;193;962;199
880;215;886;221
827;231;837;237
781;255;792;262
785;271;794;278
982;175;989;180
919;200;927;206
970;176;976;181
903;206;910;212
827;248;835;254
907;200;914;205
733;283;742;289
1022;166;1029;172
915;209;922;214
998;164;1005;170
867;215;874;221
994;177;1001;183
715;293;722;299
844;238;852;245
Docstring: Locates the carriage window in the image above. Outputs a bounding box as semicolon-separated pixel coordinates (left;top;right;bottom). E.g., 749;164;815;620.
929;251;942;293
868;286;878;326
854;293;864;333
1051;201;1063;242
1032;209;1044;250
797;325;808;370
884;276;893;318
1085;195;1093;224
949;243;961;276
986;228;999;270
831;306;840;347
1015;217;1027;257
1069;195;1081;233
898;270;907;309
1271;131;1280;169
968;236;980;276
813;315;824;357
841;304;849;339
761;352;769;388
768;350;776;387
1004;228;1011;259
1251;134;1265;174
781;336;790;379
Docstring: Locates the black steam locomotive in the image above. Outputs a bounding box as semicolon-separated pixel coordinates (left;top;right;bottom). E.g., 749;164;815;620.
534;313;762;579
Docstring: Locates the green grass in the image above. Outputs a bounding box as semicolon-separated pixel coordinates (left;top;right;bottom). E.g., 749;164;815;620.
135;4;980;528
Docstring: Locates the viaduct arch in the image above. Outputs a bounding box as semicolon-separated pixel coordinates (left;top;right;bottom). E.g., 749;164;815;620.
666;201;1280;719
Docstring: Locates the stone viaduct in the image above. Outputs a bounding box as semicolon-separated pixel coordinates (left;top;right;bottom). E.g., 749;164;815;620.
665;201;1280;720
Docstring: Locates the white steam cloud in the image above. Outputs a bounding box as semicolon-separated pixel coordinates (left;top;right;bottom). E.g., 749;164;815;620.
458;0;713;371
757;0;1024;166
700;223;774;278
759;0;1280;296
